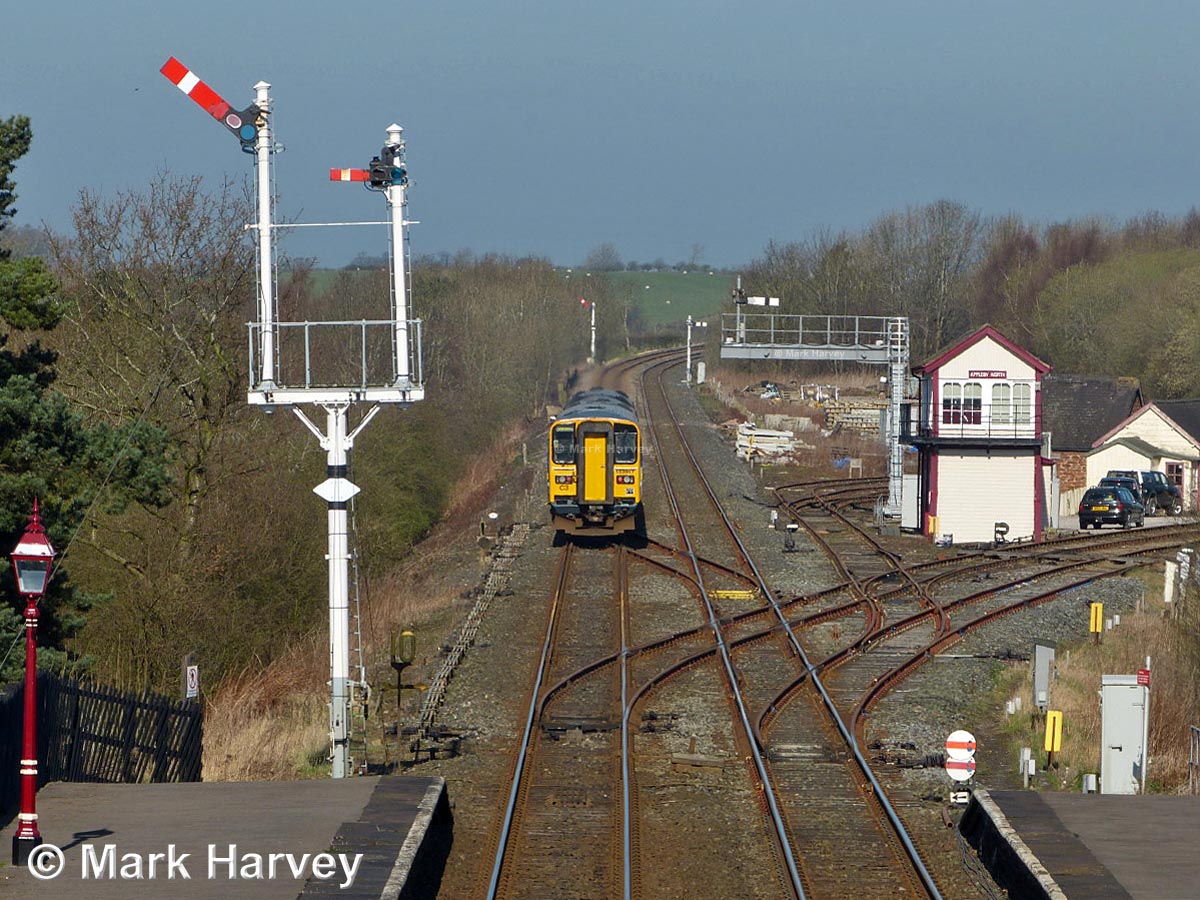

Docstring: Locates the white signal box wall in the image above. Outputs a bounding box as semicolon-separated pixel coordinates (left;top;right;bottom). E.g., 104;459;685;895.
1033;642;1055;712
1100;674;1150;794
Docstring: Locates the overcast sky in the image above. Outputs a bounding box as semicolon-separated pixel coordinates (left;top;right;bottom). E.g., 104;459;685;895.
5;1;1200;268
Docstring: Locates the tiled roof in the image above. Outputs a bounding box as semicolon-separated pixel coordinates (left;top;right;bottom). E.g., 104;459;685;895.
1153;399;1200;443
1042;374;1144;452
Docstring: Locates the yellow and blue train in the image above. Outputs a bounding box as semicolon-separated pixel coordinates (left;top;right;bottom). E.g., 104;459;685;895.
548;389;642;535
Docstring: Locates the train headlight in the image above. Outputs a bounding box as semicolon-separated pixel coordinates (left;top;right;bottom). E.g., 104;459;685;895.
554;475;576;485
616;475;635;484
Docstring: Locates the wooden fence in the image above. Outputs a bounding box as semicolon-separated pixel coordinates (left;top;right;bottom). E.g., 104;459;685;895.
0;673;202;812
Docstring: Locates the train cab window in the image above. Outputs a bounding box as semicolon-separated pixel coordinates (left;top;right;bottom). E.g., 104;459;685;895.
614;424;638;464
552;425;576;464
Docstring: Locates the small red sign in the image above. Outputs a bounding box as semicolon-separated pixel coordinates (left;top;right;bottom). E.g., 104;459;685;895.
1137;669;1151;686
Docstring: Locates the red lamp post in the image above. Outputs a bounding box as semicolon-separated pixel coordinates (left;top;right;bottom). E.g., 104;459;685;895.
10;499;55;866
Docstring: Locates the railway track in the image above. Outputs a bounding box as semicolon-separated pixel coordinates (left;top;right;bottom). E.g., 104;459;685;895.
462;349;1196;900
639;357;940;899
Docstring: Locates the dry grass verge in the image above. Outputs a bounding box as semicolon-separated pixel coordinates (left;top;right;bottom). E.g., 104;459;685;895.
201;417;540;781
202;642;327;781
999;564;1200;792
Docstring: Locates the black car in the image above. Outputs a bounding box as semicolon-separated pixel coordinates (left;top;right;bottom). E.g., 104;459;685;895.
1105;469;1183;516
1079;486;1145;529
1097;476;1144;505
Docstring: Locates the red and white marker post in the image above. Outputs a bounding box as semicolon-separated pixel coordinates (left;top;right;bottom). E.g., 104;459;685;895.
945;729;977;787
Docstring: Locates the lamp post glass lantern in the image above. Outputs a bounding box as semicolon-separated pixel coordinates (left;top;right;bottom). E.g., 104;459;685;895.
10;498;56;866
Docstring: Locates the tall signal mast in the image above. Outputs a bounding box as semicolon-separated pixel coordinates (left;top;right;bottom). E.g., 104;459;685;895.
161;58;425;778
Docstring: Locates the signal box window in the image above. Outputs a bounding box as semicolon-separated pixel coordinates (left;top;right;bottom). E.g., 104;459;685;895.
963;382;982;425
942;383;962;424
943;382;981;425
552;425;575;464
614;425;638;464
1014;384;1032;424
992;384;1011;424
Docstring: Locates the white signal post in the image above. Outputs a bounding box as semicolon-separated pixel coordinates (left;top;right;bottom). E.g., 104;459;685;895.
386;125;413;387
580;298;596;363
253;80;276;388
163;58;426;779
299;404;374;781
685;316;707;384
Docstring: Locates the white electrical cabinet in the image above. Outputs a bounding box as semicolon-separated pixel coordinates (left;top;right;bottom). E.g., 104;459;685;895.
1100;674;1150;795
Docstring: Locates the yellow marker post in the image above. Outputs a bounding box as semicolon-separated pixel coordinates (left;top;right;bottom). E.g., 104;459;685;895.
1044;709;1063;769
1089;602;1104;644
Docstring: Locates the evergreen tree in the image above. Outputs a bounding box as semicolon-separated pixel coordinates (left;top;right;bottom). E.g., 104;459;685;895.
0;116;171;681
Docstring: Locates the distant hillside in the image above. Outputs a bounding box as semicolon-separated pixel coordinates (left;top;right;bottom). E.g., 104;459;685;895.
593;270;734;327
296;266;738;330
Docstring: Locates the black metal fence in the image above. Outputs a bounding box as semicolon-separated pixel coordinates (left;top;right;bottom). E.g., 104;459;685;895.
0;673;202;812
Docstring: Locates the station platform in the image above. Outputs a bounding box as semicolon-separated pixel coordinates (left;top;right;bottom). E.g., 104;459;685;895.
0;775;450;899
961;788;1200;899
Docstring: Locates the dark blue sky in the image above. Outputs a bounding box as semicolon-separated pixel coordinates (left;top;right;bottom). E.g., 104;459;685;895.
6;1;1200;268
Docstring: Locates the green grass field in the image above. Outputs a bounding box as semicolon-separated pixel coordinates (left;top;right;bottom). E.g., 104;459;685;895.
296;267;736;330
595;270;735;327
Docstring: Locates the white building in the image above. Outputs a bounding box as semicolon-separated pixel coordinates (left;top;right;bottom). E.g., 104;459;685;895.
907;325;1052;544
1087;401;1200;511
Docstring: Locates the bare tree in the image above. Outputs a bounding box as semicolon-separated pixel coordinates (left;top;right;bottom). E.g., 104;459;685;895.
858;201;982;354
51;172;254;533
583;242;623;272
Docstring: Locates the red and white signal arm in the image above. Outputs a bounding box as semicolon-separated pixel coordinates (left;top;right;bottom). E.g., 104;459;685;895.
330;168;371;183
945;758;976;782
945;729;977;761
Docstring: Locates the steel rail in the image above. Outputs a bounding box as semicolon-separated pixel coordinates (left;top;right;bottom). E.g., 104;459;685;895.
790;487;954;638
851;534;1184;730
754;498;1195;740
762;480;1196;750
639;358;809;900
619;546;635;900
485;543;575;900
647;359;944;900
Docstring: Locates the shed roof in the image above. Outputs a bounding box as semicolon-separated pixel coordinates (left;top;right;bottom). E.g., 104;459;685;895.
1042;374;1144;452
1089;433;1200;463
1153;399;1200;443
1091;400;1200;452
